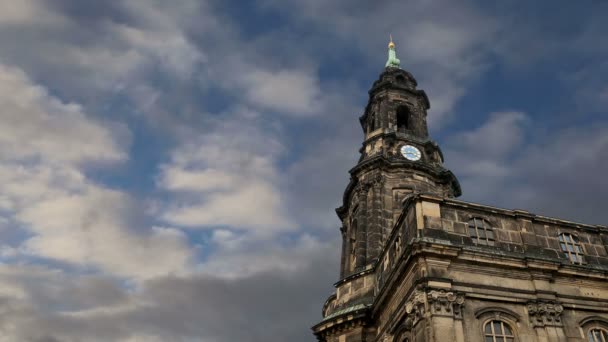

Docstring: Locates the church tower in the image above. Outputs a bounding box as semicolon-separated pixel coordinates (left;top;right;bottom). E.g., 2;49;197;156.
337;38;460;278
313;39;608;342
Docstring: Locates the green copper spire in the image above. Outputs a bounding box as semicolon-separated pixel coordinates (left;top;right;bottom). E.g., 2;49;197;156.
385;35;400;68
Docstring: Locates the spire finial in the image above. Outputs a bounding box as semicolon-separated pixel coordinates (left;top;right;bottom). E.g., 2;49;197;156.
385;35;400;68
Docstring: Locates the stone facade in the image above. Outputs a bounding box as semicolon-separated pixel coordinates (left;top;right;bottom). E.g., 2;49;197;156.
312;64;608;342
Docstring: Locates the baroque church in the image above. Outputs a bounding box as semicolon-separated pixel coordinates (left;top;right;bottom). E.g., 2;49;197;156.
312;39;608;342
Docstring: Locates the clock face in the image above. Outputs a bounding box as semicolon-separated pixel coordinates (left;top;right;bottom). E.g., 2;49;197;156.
400;145;421;161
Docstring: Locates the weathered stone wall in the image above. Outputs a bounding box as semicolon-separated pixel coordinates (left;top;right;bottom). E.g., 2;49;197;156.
364;195;608;342
419;197;608;267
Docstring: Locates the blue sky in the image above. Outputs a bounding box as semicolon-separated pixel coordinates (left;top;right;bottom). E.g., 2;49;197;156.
0;0;606;341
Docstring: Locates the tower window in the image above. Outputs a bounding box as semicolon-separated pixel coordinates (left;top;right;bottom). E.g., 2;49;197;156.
396;75;405;83
349;218;358;269
484;320;515;342
559;233;584;264
588;328;608;342
468;218;495;246
369;113;376;132
396;106;409;131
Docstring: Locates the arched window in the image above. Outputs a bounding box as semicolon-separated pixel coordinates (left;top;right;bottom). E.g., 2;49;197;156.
559;233;584;264
368;113;376;132
396;75;405;83
484;320;515;342
588;328;608;342
468;218;495;246
396;106;409;131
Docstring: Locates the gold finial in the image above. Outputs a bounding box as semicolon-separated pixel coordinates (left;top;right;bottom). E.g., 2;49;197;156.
388;34;395;48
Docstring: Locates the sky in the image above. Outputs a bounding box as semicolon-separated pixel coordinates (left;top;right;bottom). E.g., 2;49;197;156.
0;0;606;341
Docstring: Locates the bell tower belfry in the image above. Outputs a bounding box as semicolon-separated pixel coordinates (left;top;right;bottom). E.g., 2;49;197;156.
337;39;461;278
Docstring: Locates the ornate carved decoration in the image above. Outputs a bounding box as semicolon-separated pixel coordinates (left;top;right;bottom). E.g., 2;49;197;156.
427;290;465;319
403;290;427;329
394;289;466;337
527;301;564;327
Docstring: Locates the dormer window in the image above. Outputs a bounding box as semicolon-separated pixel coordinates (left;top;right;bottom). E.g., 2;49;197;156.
468;218;495;246
396;106;409;132
559;233;584;264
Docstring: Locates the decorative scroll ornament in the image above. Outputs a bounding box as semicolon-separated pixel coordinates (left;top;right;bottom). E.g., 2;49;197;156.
427;290;466;319
527;301;564;327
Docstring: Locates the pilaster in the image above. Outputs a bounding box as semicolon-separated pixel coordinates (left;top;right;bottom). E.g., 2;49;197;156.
527;301;567;342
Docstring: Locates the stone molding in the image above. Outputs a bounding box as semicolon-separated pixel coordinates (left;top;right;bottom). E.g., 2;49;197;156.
527;301;564;327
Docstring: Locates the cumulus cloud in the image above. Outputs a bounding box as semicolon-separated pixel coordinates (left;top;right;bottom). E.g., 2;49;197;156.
0;63;127;165
0;0;204;106
0;63;193;279
240;69;323;115
0;0;65;26
157;115;295;233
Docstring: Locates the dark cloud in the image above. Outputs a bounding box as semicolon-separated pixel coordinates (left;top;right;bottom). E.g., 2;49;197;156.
0;243;338;341
445;114;608;225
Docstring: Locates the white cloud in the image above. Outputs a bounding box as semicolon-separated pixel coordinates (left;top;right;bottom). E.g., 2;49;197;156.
241;69;322;115
0;0;205;111
157;116;295;233
0;63;193;279
17;182;193;279
110;22;204;79
0;0;66;26
0;64;127;165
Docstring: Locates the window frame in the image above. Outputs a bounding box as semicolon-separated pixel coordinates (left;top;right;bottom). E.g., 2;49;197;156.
468;217;496;246
588;327;608;342
558;232;585;265
483;319;516;342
